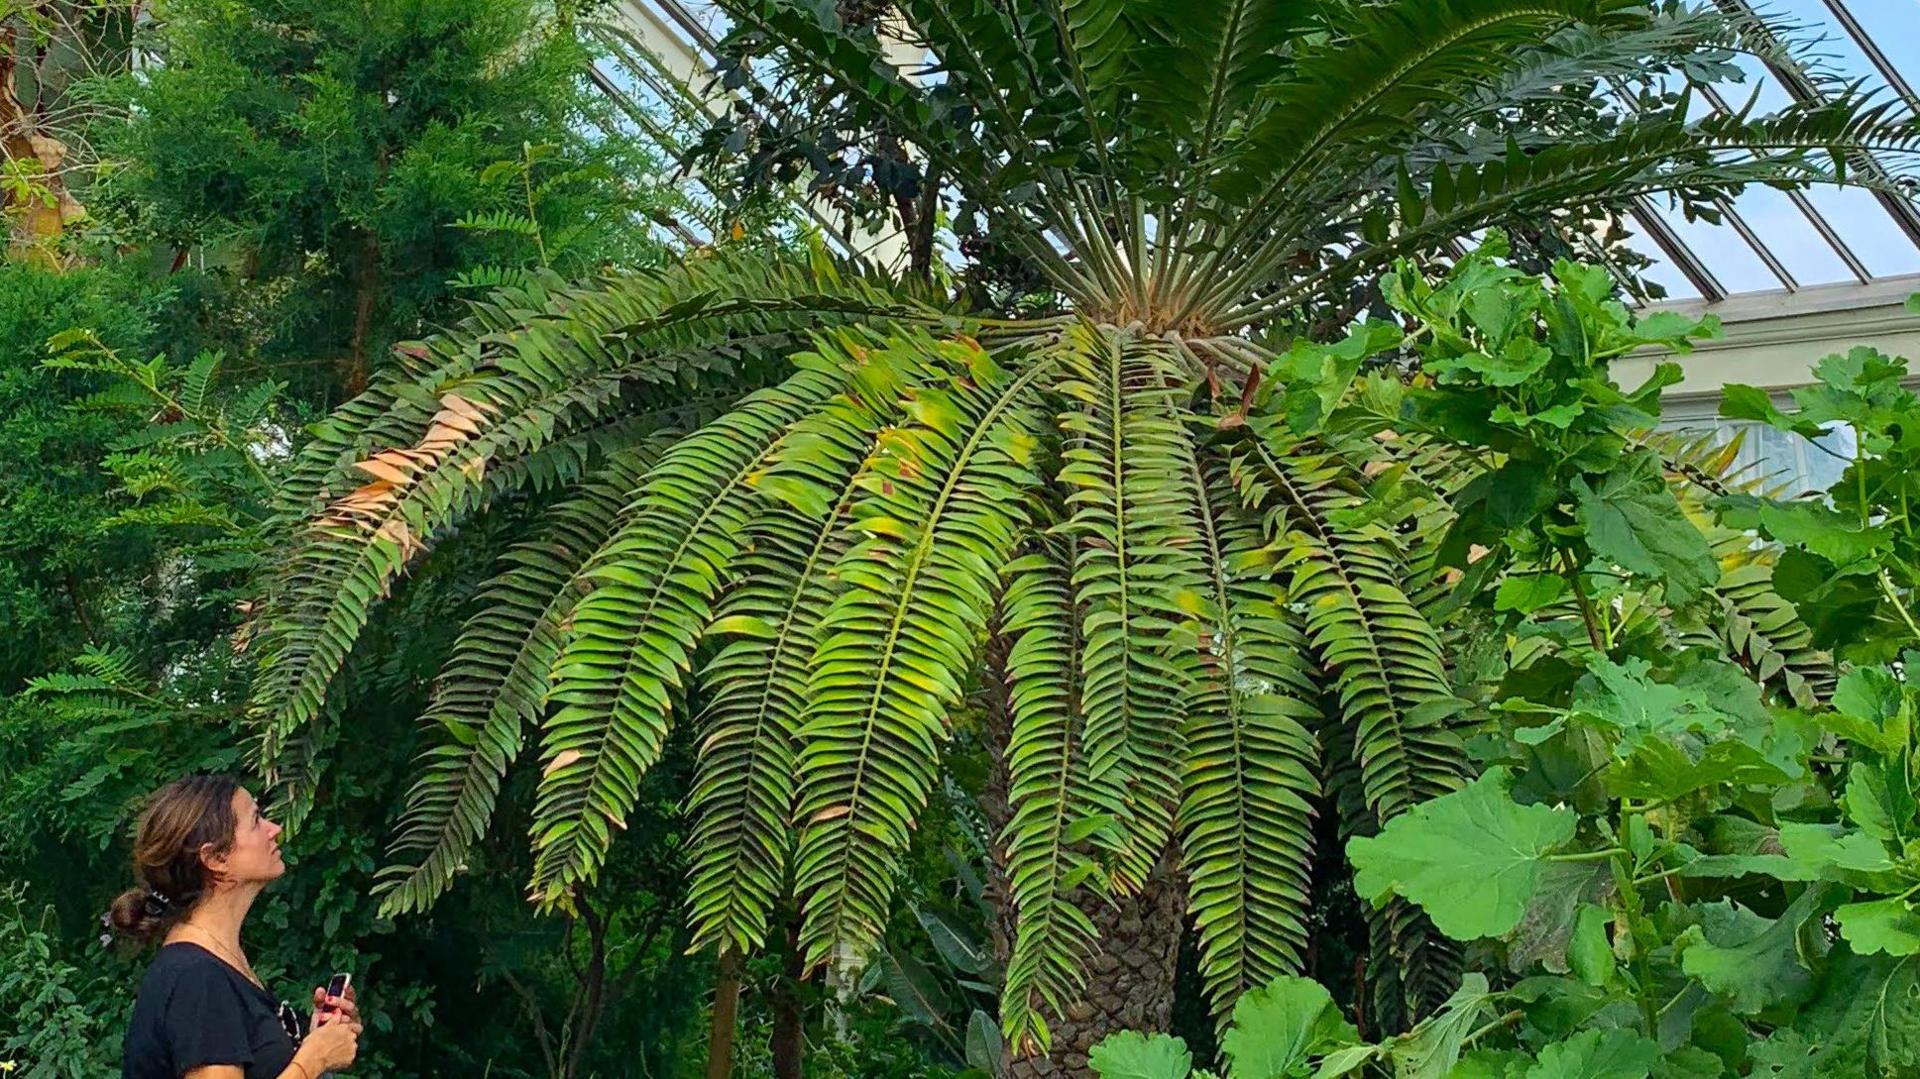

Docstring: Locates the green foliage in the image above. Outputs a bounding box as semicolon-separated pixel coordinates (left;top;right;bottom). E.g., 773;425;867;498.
1717;339;1920;663
0;888;124;1077
0;263;158;688
88;0;675;393
249;0;1920;1063
1348;769;1577;941
1088;258;1920;1078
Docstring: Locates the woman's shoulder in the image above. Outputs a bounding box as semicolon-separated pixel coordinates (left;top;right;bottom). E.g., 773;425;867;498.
136;942;238;1000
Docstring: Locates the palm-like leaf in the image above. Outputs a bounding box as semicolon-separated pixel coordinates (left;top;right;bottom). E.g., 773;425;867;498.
251;0;1911;1055
1181;458;1322;1019
793;332;1055;968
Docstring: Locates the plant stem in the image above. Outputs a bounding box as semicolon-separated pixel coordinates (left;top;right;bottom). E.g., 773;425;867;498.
1561;548;1606;653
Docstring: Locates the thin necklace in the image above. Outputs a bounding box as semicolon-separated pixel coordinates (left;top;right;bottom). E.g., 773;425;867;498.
177;922;264;990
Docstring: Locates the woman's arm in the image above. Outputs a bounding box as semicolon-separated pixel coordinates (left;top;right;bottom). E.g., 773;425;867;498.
182;1021;357;1079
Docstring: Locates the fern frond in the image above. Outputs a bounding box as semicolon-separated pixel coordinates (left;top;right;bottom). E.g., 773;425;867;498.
684;337;935;956
1055;328;1207;891
997;539;1105;1055
1229;422;1469;1020
374;443;666;916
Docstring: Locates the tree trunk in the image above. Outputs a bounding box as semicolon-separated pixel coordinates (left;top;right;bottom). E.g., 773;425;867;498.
344;228;381;395
1005;851;1185;1077
770;919;805;1079
705;949;742;1079
979;635;1186;1077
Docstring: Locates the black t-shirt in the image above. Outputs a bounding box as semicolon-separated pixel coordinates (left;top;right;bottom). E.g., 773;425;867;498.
122;942;298;1079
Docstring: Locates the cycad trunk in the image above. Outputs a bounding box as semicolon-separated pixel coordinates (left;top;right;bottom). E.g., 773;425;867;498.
1008;853;1186;1076
982;641;1186;1076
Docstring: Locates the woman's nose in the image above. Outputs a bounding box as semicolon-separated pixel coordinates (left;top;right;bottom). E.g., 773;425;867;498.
267;820;284;840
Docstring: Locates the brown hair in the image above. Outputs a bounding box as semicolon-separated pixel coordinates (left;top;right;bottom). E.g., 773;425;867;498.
107;774;242;945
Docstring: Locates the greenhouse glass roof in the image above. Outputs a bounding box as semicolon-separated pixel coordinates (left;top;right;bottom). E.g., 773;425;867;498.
590;0;1920;302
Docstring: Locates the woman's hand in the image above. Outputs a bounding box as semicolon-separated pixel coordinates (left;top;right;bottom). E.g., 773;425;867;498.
295;1014;360;1074
311;983;359;1027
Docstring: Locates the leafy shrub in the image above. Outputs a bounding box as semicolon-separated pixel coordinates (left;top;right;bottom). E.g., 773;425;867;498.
1090;249;1920;1076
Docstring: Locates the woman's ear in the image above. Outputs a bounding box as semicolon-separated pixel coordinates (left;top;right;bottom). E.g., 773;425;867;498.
197;842;229;884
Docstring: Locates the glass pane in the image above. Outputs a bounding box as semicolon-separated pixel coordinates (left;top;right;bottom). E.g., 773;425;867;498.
1796;183;1920;277
1645;198;1788;294
1764;0;1912;104
1842;1;1920;117
1723;185;1858;286
1660;417;1856;497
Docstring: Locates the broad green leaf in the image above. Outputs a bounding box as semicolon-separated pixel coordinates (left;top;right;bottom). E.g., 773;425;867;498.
1788;951;1920;1077
1837;897;1920;957
1312;1046;1382;1079
965;1009;1004;1073
1573;451;1717;602
1219;977;1358;1078
1504;860;1612;976
1779;822;1897;877
1437;338;1553;388
1679;885;1832;1014
1830;667;1909;755
1496;574;1570;615
1350;769;1577;940
1569;905;1615;987
1090;1031;1194;1079
1523;1029;1660;1079
1847;762;1916;844
1449;1050;1529;1079
1571;657;1731;751
1385;974;1496;1078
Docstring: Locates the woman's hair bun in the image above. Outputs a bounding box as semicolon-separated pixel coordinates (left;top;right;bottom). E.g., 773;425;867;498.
107;887;170;945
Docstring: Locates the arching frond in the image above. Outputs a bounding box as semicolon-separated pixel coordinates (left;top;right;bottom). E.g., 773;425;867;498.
530;360;855;909
684;341;936;957
1182;457;1322;1021
1056;329;1207;890
1228;422;1469;1019
374;442;667;916
998;540;1105;1055
792;333;1056;970
250;257;939;817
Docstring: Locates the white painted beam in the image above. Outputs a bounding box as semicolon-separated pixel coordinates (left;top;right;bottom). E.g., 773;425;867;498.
1618;274;1920;419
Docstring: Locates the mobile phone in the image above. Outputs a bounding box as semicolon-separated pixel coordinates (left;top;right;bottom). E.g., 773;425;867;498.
321;971;352;1013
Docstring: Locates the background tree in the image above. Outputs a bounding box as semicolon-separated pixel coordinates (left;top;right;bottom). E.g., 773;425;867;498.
245;0;1920;1072
88;0;676;395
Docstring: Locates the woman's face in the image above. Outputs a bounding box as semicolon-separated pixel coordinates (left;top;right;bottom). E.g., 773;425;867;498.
206;788;286;887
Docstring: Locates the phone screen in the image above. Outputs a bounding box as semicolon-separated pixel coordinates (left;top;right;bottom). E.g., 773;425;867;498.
324;972;351;1006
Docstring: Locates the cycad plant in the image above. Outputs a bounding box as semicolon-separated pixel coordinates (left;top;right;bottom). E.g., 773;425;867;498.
247;0;1917;1064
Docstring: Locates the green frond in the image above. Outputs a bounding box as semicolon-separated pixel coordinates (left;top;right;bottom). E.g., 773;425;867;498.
1216;0;1644;205
1228;420;1469;1022
251;257;934;818
1232;98;1920;327
997;540;1105;1056
529;360;854;909
374;443;666;917
1055;329;1207;891
792;333;1055;971
684;337;936;957
1181;457;1322;1022
1231;424;1466;823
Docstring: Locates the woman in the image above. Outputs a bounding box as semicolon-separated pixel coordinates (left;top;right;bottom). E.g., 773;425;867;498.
110;775;362;1079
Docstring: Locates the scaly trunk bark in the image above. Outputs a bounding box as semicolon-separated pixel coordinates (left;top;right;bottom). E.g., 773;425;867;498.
980;635;1186;1077
1004;850;1185;1077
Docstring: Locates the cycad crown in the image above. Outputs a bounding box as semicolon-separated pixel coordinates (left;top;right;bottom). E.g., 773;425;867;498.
247;0;1911;1047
